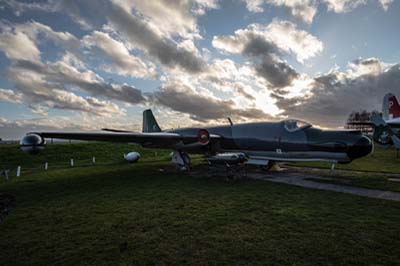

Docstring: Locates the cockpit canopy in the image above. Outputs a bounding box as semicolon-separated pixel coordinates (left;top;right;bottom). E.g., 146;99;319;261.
283;119;311;132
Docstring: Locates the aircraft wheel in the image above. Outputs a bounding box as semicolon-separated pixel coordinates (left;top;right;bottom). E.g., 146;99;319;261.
181;152;191;166
261;161;275;171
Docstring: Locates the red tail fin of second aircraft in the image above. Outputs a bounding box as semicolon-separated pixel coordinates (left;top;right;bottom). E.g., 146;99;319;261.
388;94;400;119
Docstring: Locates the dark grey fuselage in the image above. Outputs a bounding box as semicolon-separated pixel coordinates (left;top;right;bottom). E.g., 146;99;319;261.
171;121;372;164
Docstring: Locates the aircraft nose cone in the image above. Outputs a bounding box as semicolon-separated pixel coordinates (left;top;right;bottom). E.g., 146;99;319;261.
347;136;373;160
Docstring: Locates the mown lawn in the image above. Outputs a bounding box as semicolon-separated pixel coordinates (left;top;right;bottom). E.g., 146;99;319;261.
1;145;400;265
291;145;400;173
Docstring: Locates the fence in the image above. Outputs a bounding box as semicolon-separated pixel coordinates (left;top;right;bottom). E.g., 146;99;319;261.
0;155;129;181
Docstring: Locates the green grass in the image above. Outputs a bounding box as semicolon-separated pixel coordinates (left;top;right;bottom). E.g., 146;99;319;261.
305;175;400;192
291;145;400;173
304;170;400;192
0;142;172;167
0;143;400;265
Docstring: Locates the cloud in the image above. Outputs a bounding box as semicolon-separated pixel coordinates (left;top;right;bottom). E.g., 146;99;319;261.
379;0;394;11
235;84;256;100
0;114;143;139
192;0;220;15
241;0;391;24
107;1;207;73
213;20;323;63
241;0;265;12
322;0;366;13
9;59;146;106
269;0;318;24
0;0;108;30
83;31;157;78
213;20;322;88
16;21;79;49
0;30;41;61
0;88;23;104
241;0;317;24
274;58;400;127
153;83;270;122
0;87;125;117
113;0;197;39
0;20;79;62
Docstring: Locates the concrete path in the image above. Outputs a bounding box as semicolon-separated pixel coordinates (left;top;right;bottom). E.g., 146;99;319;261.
250;172;400;202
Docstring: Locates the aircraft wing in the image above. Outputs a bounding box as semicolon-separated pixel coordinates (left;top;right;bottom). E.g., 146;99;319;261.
29;131;220;149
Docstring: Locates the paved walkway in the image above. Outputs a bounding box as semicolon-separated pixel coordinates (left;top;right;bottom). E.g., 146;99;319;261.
250;172;400;202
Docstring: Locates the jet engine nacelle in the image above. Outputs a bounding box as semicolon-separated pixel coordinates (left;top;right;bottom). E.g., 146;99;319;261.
20;134;46;154
124;152;141;163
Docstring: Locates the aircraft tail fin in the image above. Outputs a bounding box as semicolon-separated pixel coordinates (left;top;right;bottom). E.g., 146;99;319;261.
371;113;400;148
383;93;400;120
142;109;162;133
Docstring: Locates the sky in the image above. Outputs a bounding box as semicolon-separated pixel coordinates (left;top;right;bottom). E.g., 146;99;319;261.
0;0;400;139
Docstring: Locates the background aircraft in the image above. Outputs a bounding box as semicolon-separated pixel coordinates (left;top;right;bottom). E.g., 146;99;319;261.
348;93;400;148
20;110;373;170
381;93;400;135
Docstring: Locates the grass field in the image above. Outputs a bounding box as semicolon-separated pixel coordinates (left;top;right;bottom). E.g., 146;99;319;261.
289;145;400;192
1;143;400;265
291;145;400;173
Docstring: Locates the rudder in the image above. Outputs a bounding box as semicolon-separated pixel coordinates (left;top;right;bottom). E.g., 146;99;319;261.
142;109;162;133
383;93;400;120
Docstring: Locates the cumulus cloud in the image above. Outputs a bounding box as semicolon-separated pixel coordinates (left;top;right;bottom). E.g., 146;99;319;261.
0;0;109;30
213;20;322;88
241;0;390;24
83;31;156;78
153;83;270;122
192;0;220;15
322;0;366;13
112;0;198;39
0;114;144;139
379;0;394;11
274;58;400;127
0;88;23;104
107;2;207;73
0;87;125;117
213;20;323;63
0;20;146;116
8;59;146;105
0;30;41;61
241;0;318;23
0;20;79;62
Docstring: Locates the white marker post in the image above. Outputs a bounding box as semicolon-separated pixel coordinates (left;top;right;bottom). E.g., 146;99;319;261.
331;163;335;171
44;162;48;171
16;166;21;177
92;157;96;164
70;159;74;167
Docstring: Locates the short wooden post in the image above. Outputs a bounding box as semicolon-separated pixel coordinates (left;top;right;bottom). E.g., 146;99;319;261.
92;157;96;164
16;166;21;177
44;162;48;171
70;159;74;167
331;163;335;171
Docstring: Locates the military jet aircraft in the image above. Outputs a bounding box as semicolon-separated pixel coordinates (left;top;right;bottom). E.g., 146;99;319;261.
20;109;373;169
347;93;400;148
